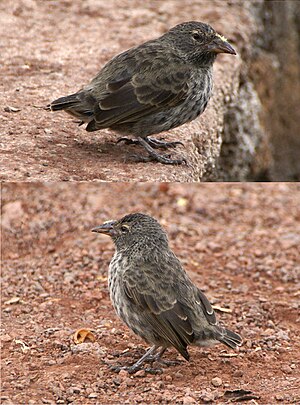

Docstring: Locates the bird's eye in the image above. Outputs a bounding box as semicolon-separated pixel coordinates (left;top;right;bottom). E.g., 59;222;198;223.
121;225;129;233
192;33;201;41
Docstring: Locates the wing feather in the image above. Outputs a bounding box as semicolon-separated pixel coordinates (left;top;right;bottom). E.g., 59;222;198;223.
89;65;191;130
123;264;194;360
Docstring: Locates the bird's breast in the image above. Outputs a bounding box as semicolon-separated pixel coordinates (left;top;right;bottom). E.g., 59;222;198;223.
108;253;130;319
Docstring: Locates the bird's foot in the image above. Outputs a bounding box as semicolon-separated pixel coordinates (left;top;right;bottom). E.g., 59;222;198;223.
145;351;182;367
109;345;164;374
146;137;184;149
137;137;186;165
116;136;183;150
118;136;186;165
154;359;182;367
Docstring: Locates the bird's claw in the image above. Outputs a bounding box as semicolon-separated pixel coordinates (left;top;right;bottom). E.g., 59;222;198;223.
146;137;184;149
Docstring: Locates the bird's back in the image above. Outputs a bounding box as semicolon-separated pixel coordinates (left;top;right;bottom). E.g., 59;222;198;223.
50;39;213;137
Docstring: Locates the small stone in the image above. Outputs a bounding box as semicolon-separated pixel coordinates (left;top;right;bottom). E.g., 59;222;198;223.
233;370;243;377
0;334;13;342
88;393;98;398
201;392;215;402
211;377;222;387
281;364;292;374
134;369;146;377
175;371;184;379
118;369;128;378
125;378;135;387
71;386;81;394
183;395;197;404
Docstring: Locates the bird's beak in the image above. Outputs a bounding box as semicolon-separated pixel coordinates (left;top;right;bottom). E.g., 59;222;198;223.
208;37;236;55
92;220;117;236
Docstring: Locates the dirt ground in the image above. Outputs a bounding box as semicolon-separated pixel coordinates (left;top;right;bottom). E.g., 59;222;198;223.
1;0;248;181
1;183;300;403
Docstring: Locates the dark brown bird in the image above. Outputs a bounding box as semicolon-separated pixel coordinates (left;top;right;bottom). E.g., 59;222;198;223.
50;21;236;165
92;213;242;373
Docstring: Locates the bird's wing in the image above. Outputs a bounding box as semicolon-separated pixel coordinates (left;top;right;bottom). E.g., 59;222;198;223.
88;59;191;130
195;288;217;325
123;261;195;360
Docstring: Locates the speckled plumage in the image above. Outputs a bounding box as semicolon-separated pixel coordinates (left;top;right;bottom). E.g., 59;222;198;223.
50;22;236;164
92;213;242;373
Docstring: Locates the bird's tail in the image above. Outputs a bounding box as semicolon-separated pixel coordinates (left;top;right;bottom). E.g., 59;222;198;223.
48;92;96;124
217;327;242;350
49;93;81;111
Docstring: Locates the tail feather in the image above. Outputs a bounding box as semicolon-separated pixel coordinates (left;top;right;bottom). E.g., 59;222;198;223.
50;94;80;111
218;328;242;350
49;92;96;125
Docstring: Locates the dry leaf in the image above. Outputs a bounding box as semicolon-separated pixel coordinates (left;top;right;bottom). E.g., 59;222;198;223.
74;328;96;344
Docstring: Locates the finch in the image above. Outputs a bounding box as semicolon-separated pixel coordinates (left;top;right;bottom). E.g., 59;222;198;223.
92;213;242;373
50;21;236;165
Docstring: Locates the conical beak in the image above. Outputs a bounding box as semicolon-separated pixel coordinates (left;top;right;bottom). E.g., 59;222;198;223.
92;220;117;236
209;37;236;55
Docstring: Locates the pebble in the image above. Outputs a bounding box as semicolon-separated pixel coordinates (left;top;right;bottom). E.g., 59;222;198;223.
125;378;135;387
233;370;243;377
70;386;81;394
134;369;146;377
88;393;98;398
275;393;290;401
281;364;293;374
201;392;215;402
183;395;197;404
211;377;222;387
175;371;184;379
119;369;128;378
0;334;12;342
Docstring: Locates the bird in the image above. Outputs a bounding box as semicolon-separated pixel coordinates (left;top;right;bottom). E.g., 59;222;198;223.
92;213;242;373
49;21;236;165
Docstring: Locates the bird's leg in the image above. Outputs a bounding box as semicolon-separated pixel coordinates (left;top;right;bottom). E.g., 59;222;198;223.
146;137;184;149
133;137;186;165
110;345;163;374
116;136;183;149
153;347;182;366
144;347;181;367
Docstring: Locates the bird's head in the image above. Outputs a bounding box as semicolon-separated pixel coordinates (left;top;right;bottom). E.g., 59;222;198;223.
164;21;236;66
92;213;168;251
